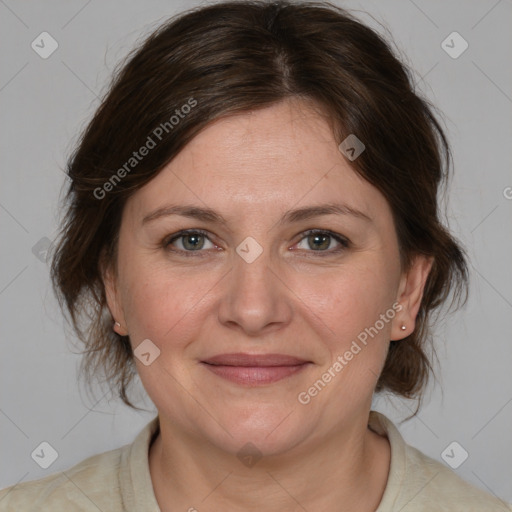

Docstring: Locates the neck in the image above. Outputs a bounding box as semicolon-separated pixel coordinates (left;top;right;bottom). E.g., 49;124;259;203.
149;413;390;512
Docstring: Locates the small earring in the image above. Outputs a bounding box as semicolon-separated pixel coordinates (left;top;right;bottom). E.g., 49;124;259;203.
400;324;406;331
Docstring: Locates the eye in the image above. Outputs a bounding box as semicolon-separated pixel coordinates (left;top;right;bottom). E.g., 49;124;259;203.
163;228;350;257
293;229;349;254
164;230;217;255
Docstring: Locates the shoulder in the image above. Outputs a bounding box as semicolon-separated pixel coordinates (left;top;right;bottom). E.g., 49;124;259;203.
0;444;125;511
369;411;512;512
402;443;511;511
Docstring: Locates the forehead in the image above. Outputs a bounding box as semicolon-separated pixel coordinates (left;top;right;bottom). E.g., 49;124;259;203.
126;99;390;224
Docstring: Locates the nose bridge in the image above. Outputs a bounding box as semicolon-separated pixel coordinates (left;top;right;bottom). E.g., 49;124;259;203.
232;234;276;305
218;234;291;334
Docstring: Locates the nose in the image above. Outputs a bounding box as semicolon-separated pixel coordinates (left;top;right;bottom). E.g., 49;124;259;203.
217;244;293;337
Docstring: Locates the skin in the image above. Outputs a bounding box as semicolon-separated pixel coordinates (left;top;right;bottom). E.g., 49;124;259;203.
104;99;432;512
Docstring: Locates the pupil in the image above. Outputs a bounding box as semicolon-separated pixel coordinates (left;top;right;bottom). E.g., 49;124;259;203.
184;234;203;250
310;234;329;250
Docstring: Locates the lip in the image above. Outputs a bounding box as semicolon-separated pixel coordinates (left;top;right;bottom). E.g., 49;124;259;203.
202;353;309;366
201;353;311;385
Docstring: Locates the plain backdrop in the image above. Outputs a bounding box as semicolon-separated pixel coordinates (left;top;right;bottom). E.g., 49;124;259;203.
1;0;511;503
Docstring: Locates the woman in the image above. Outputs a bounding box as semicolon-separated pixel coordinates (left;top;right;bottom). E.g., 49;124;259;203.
1;1;510;510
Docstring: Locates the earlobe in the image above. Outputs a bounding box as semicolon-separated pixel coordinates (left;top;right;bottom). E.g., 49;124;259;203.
391;255;433;340
113;320;127;336
101;257;128;336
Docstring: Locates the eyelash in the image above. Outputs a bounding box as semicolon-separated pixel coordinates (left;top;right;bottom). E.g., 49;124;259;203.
162;229;350;258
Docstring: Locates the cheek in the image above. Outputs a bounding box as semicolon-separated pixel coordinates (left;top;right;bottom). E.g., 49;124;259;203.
297;260;398;395
119;261;220;348
299;262;397;340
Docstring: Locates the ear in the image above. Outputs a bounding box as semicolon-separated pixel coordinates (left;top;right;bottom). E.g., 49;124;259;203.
391;255;433;341
100;251;128;336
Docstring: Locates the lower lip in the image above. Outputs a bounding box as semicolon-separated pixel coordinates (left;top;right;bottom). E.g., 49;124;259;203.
201;363;310;385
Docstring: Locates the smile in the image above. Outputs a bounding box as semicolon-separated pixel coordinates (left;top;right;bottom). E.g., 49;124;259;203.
200;353;312;385
201;363;310;385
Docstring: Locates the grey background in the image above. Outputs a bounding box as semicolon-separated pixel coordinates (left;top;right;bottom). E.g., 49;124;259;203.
1;0;511;504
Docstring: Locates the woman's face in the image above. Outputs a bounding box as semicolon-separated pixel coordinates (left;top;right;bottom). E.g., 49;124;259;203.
105;99;427;455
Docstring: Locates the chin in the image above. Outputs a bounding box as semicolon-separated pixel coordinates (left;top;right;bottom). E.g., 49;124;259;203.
199;403;314;458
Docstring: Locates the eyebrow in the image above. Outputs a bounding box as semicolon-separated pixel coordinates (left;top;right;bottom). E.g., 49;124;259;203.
141;202;372;226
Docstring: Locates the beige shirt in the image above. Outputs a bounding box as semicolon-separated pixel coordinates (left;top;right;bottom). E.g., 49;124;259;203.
0;411;510;511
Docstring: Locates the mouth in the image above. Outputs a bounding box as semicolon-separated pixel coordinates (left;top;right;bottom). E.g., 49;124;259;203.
200;353;312;385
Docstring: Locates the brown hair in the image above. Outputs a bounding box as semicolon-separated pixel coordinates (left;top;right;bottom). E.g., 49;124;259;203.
51;0;468;409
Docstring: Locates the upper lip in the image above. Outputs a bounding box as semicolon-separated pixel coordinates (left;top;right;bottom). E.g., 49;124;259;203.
202;353;310;367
